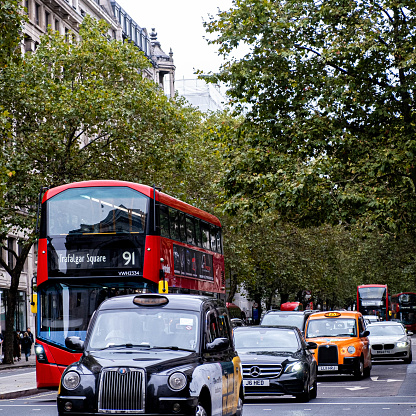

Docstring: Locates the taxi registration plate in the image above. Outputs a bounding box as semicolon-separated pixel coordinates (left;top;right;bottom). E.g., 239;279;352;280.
243;379;270;386
318;365;338;371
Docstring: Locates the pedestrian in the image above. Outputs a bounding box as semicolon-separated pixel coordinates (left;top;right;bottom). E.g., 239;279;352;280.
21;331;33;361
13;331;21;361
27;327;34;343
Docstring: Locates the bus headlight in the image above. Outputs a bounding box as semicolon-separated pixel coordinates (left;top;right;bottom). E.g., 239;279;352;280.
168;372;187;391
34;344;49;364
62;371;81;390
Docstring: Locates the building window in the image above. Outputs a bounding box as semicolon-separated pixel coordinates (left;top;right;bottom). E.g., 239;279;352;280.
0;290;27;334
35;3;40;26
45;11;50;29
55;19;60;33
25;0;29;15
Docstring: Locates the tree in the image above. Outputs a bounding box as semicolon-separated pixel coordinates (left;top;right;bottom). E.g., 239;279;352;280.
205;0;416;234
0;16;195;364
0;0;26;67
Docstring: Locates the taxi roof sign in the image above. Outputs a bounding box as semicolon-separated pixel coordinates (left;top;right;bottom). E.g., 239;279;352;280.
133;295;169;306
324;312;341;317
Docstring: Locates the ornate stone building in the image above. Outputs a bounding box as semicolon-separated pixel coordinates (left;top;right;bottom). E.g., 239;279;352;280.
22;0;175;96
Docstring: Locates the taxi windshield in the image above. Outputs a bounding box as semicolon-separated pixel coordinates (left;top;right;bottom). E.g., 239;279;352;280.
87;309;199;351
306;318;357;338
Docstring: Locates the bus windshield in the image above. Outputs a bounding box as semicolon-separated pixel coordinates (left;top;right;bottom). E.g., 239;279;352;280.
39;282;156;347
46;186;149;236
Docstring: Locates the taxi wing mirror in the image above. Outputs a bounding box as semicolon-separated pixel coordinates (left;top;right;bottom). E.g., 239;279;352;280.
65;336;84;352
306;341;318;350
205;337;230;352
360;330;370;337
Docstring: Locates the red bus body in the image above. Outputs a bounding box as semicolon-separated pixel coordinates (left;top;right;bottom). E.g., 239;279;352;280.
280;302;304;311
356;284;389;321
35;180;225;388
390;292;416;331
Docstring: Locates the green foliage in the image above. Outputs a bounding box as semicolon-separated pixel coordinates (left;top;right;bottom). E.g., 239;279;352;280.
205;0;416;234
0;16;194;248
0;0;27;67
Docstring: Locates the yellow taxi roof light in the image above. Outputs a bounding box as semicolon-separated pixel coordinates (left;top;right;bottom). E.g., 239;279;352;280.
324;312;341;317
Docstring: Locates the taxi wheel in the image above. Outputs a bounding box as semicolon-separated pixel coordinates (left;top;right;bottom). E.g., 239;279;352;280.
234;396;243;416
195;403;208;416
354;359;364;380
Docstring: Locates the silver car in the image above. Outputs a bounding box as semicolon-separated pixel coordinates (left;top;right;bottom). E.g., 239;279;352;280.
367;321;413;363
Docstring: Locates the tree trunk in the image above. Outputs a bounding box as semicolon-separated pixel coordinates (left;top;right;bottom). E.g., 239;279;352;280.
1;242;32;365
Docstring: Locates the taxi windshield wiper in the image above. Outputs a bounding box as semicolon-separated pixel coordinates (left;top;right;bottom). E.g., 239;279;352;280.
152;345;195;352
98;343;151;350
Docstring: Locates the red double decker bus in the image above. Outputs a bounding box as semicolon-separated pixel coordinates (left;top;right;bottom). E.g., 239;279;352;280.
34;180;225;388
356;284;389;321
390;292;416;331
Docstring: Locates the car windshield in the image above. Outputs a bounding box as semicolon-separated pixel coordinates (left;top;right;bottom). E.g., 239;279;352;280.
367;324;405;336
306;318;357;338
87;309;199;351
234;328;300;352
261;313;304;329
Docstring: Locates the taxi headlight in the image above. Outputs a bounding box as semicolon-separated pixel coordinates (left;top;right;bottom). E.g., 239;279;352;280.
397;341;409;348
347;346;356;354
168;372;187;391
285;361;303;373
62;371;81;390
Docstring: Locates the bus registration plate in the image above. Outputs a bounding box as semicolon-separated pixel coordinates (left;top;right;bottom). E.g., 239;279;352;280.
243;379;270;386
318;365;338;371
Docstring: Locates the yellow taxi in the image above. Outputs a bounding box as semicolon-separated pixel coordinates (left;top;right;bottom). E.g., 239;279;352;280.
304;311;371;379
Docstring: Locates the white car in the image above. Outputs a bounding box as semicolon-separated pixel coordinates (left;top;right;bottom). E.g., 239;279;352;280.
367;321;413;363
363;315;379;325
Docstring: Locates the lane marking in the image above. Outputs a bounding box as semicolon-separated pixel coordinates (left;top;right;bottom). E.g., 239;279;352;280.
0;372;36;379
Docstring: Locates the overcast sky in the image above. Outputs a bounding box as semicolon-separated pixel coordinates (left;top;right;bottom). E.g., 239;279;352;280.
116;0;233;80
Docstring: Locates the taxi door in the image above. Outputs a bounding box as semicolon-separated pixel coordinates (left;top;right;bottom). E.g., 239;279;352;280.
358;315;371;367
206;308;240;416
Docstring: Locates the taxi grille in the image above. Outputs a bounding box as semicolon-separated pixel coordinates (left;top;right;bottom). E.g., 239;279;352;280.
317;345;338;364
98;368;145;413
242;364;283;378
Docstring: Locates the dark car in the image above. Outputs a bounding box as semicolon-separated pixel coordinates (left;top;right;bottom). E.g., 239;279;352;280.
57;294;243;416
233;326;318;401
260;310;317;333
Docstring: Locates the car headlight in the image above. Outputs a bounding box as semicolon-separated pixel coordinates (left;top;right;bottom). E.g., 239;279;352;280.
285;361;303;373
62;371;81;390
397;341;409;348
168;372;187;391
347;346;356;354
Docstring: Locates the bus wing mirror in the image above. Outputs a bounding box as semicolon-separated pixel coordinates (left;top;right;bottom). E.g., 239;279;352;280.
65;336;84;352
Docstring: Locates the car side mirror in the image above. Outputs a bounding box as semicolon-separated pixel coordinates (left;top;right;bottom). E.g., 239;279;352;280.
360;330;370;337
205;337;230;352
306;341;317;350
65;336;84;352
407;331;413;336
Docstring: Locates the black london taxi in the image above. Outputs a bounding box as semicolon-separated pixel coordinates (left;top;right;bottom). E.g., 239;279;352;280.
57;294;243;416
